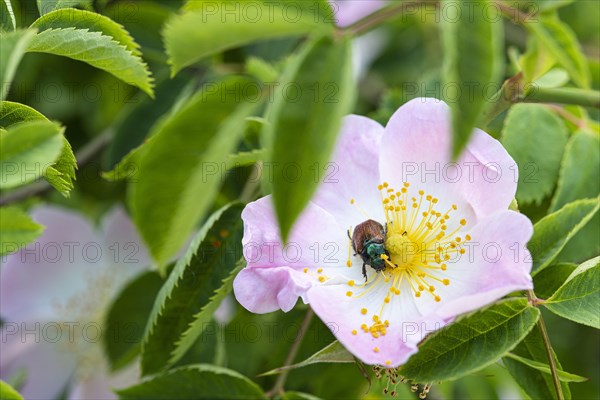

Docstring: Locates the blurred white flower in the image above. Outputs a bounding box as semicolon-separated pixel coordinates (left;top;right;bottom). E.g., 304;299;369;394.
1;206;150;400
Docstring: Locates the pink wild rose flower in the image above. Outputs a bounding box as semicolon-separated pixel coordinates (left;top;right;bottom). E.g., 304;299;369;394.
0;206;150;399
233;98;533;367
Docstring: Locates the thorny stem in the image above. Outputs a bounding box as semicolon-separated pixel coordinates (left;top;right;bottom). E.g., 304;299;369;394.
0;130;112;206
267;308;315;398
526;290;564;400
340;1;438;38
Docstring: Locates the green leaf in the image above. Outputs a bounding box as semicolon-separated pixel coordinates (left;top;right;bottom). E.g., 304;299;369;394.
520;36;556;83
0;29;37;100
36;0;93;15
141;204;244;375
525;15;590;88
104;270;164;371
0;120;63;189
398;298;540;382
503;327;572;399
442;0;503;158
165;0;331;74
529;198;600;275
102;141;144;182
281;392;324;400
544;257;600;329
116;364;266;399
28;10;153;96
0;380;23;400
130;77;259;267
504;353;587;382
0;101;77;196
246;56;279;83
226;148;266;169
0;207;44;256
267;35;353;241
501;104;568;204
1;0;16;31
550;131;600;212
533;262;577;299
260;341;354;376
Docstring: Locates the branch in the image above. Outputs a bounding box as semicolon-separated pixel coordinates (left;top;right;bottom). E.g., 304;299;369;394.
266;308;315;398
527;290;564;400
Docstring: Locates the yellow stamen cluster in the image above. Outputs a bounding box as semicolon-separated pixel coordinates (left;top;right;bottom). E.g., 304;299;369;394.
346;182;473;352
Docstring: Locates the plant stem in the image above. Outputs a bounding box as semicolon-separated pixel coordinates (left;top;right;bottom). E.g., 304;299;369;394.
0;130;112;206
267;308;315;398
240;162;263;203
341;1;438;37
526;290;564;400
525;87;600;108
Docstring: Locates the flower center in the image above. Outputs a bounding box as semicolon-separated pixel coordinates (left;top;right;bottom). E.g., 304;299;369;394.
344;181;473;362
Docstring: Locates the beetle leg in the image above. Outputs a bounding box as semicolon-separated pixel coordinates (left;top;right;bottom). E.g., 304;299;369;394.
362;263;367;281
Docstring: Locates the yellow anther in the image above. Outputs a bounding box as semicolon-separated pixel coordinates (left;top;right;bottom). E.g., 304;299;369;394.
441;264;447;271
361;308;368;315
385;360;392;366
452;204;457;210
415;292;421;297
303;268;308;273
466;234;472;241
383;182;389;188
346;291;353;297
456;237;462;242
317;268;323;273
443;279;450;285
418;285;425;291
374;347;380;353
384;297;391;304
352;330;357;335
432;198;438;204
378;184;383;190
350;198;355;204
429;286;435;292
401;188;407;193
372;315;380;322
318;276;326;282
346;260;352;267
404;182;410;187
434;295;441;302
422;212;428;217
418;190;424;195
460;219;467;226
426;195;432;201
348;280;355;287
383;198;390;204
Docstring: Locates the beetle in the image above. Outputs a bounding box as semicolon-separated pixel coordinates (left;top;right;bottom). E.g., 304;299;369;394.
349;219;389;281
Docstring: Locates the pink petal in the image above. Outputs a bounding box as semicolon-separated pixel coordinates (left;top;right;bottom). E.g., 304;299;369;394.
99;206;151;279
0;332;74;400
415;210;533;319
311;114;385;229
379;98;518;221
0;206;98;322
329;0;387;27
68;360;139;400
306;281;446;367
236;197;358;313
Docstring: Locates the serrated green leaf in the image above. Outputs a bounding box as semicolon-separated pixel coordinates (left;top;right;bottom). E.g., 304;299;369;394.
505;353;587;383
529;198;600;275
27;27;153;96
442;0;503;158
0;120;63;189
130;77;259;267
0;380;23;400
0;101;77;196
544;257;600;328
260;341;354;376
36;0;93;15
533;262;577;299
0;206;44;256
503;327;572;399
525;15;590;88
0;29;37;100
501;104;568;204
165;0;331;74
141;204;244;375
104;270;164;371
1;0;16;31
399;298;540;382
550;131;600;212
117;364;266;399
267;35;353;241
